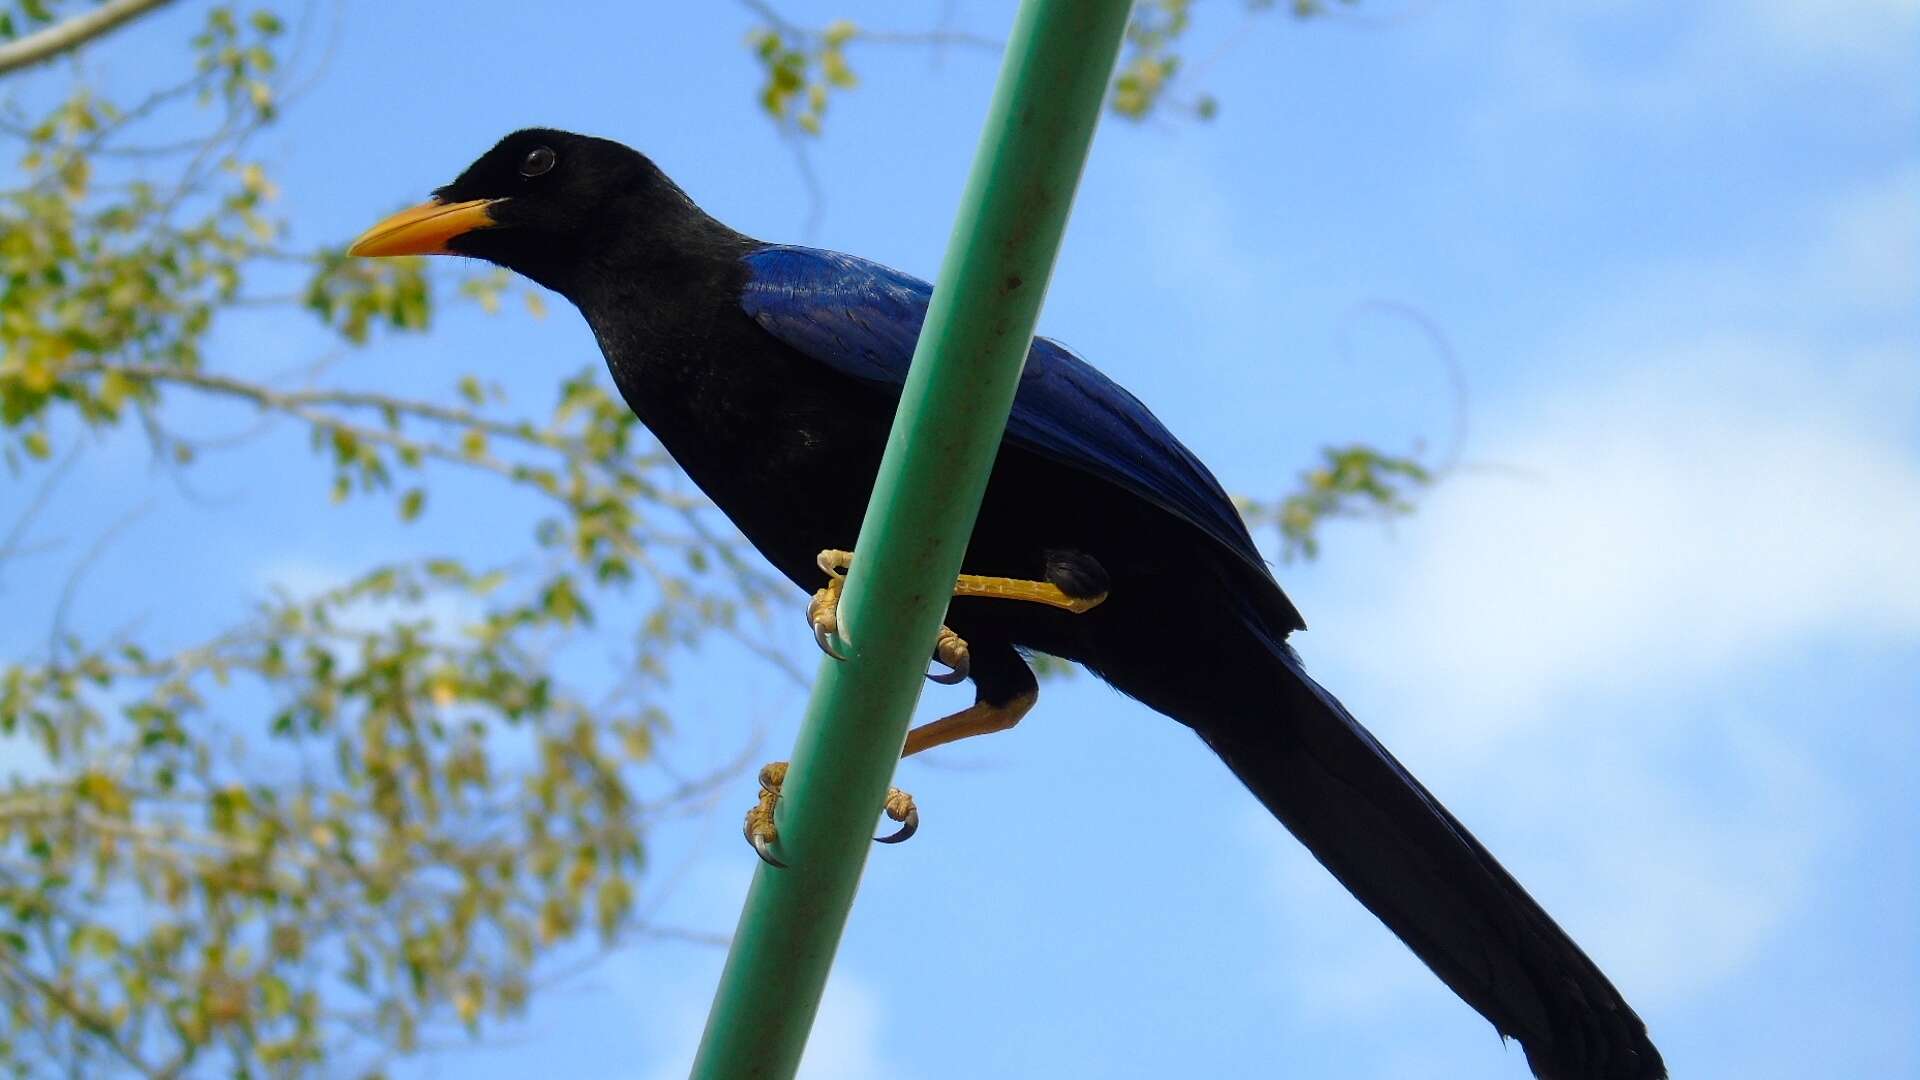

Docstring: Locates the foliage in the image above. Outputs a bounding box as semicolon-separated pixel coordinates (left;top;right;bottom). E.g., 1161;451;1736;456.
1;2;1423;1075
1238;444;1433;563
0;0;66;45
1;3;778;1074
742;0;1359;132
1;563;685;1075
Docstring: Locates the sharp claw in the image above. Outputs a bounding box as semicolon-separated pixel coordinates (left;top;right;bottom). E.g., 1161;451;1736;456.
750;832;787;869
745;762;788;867
875;788;918;845
875;805;919;844
808;580;848;661
814;621;848;661
926;663;968;685
742;809;786;868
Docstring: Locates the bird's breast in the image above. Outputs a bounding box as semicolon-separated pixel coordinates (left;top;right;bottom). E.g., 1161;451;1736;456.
599;326;895;586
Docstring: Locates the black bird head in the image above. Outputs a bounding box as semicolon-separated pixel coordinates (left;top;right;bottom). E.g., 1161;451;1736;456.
349;128;719;299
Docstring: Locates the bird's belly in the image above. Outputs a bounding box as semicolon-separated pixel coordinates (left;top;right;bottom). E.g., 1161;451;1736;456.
667;408;892;588
619;352;1287;660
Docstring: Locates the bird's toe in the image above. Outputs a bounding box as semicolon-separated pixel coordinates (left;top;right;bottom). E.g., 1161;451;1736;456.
807;550;853;660
926;625;970;684
742;761;790;868
875;787;919;844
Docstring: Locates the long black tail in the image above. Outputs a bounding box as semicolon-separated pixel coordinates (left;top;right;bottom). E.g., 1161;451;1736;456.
1193;642;1665;1080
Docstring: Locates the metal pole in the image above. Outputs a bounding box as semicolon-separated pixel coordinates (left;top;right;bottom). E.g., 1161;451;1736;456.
689;2;1132;1076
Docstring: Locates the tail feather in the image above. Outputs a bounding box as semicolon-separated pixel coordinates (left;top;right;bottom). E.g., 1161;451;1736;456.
1194;643;1665;1080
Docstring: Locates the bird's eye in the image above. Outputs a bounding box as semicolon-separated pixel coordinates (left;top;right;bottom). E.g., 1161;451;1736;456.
519;146;556;178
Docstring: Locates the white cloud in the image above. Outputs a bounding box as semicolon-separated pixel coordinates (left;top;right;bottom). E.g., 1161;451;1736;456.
1807;163;1920;312
1592;164;1920;337
1315;162;1920;741
1327;343;1920;746
1251;156;1915;1021
1252;715;1838;1016
1456;1;1918;142
1251;339;1899;1018
1562;727;1835;1001
1751;0;1920;70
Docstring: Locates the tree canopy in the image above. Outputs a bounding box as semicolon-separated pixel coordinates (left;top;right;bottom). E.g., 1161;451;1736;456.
0;3;1424;1075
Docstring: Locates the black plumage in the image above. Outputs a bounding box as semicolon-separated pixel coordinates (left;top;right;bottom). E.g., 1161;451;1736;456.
351;128;1665;1080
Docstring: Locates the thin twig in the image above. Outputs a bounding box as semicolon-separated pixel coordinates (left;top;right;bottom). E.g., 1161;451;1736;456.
0;0;182;79
64;361;685;487
0;444;82;587
0;954;163;1078
1335;298;1470;475
49;501;154;662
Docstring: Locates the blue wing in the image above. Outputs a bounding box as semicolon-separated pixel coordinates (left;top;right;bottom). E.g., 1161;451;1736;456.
739;244;1273;583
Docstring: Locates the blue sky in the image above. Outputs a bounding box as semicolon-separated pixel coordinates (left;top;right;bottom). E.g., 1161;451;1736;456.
4;1;1916;1077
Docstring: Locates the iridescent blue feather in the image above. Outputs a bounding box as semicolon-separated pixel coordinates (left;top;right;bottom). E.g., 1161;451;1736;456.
739;245;1272;582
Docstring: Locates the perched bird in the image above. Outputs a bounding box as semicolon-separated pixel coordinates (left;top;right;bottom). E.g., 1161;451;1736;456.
351;128;1665;1080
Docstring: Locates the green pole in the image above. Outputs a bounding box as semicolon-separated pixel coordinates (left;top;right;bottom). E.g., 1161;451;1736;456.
687;2;1132;1077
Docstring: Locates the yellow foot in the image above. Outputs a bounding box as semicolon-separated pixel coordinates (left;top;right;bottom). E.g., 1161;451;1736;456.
927;625;969;684
741;761;923;865
806;549;971;685
808;550;852;660
742;761;788;868
878;786;919;844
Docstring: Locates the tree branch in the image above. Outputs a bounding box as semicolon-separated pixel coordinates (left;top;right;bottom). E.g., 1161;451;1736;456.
61;360;709;515
0;953;164;1079
0;0;182;78
73;361;585;451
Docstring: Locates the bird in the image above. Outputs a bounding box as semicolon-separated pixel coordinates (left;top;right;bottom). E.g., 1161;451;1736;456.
350;128;1666;1080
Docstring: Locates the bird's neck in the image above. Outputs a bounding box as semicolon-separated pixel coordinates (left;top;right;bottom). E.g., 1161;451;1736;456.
572;230;750;354
563;217;767;443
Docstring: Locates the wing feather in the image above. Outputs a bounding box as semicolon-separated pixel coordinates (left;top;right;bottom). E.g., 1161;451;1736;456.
740;245;1274;585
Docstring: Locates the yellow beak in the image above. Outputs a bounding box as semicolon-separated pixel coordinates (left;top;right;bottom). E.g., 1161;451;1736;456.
348;198;499;257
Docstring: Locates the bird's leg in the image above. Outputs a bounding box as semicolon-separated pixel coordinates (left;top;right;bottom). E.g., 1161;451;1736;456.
744;686;1035;865
741;760;921;866
807;547;1107;676
902;687;1037;757
751;555;1070;866
948;571;1107;614
861;685;1041;852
